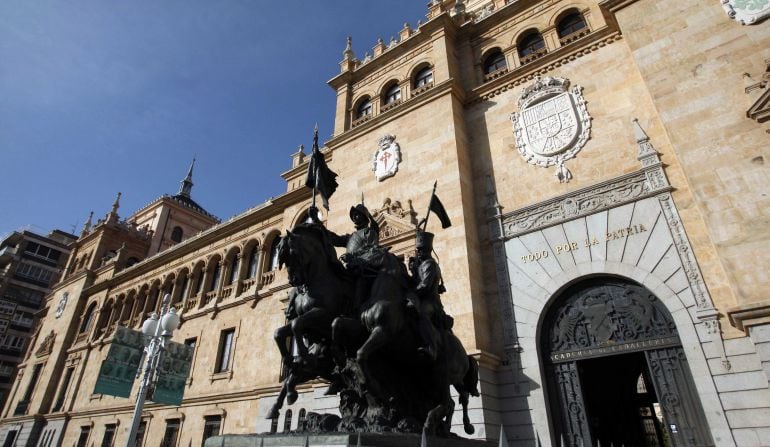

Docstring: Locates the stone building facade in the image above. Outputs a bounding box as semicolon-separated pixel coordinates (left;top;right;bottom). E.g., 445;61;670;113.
0;229;76;412
1;0;769;446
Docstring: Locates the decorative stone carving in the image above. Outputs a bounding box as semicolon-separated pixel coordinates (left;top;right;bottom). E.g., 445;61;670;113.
36;331;56;357
371;197;417;223
501;170;659;238
371;198;418;242
372;135;401;181
721;0;770;25
744;59;770;128
55;292;69;319
510;76;591;182
545;281;679;357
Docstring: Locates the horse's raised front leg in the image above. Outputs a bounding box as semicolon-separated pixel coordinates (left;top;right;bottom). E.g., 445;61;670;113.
291;307;331;360
274;323;293;367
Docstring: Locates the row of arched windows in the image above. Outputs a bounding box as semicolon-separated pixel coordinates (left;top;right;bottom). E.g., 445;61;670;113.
353;65;434;122
482;10;588;79
76;234;285;342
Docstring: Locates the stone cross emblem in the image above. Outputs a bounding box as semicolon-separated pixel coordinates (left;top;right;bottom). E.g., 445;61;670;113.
511;76;591;183
372;134;401;181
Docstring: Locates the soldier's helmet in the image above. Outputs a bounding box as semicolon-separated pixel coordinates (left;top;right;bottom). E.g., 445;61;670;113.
415;231;434;251
349;204;372;222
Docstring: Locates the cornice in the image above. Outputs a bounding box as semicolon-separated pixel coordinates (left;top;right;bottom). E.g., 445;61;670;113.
467;27;622;105
325;78;458;150
598;0;642;13
727;300;770;333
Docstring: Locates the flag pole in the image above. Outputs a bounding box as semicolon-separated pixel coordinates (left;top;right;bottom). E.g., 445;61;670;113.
421;180;437;231
311;124;319;210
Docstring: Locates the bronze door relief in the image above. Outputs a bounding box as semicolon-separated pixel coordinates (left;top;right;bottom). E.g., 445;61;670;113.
541;279;713;446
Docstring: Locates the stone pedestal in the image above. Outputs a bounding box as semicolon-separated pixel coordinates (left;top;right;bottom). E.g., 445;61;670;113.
205;433;496;447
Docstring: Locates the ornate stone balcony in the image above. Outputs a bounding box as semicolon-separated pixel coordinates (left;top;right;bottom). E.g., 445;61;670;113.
484;67;509;82
519;47;548;66
260;270;275;288
559;27;591;46
411;82;434;97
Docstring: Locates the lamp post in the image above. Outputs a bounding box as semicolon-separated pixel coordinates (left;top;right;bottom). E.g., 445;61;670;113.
125;293;180;447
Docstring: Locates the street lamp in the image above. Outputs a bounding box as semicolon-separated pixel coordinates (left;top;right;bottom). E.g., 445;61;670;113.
125;293;180;447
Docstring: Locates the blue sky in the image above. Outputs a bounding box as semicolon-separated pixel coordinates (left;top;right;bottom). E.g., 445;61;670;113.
0;1;429;237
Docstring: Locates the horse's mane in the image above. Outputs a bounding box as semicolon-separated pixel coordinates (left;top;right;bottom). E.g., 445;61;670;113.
291;224;345;273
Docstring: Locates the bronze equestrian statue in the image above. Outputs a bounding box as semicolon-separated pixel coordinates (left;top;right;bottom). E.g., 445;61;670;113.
269;203;478;437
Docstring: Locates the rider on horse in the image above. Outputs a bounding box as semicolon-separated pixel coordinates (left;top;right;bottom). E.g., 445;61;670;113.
324;203;385;312
407;231;452;361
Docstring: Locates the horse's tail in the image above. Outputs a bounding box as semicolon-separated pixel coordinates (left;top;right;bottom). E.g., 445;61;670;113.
464;355;480;397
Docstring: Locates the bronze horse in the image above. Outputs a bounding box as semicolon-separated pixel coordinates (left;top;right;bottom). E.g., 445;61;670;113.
271;224;478;435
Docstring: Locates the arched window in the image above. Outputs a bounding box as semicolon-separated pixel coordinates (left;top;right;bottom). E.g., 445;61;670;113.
283;409;293;432
209;262;221;292
170;226;183;243
179;272;190;300
383;83;401;105
483;50;507;75
247;247;259;279
80;303;97;333
194;268;204;295
298;409;307;431
557;12;587;39
414;66;433;89
227;255;239;285
518;32;546;59
355;97;372;119
269;237;282;271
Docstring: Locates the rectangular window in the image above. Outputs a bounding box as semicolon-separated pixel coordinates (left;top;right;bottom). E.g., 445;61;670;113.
101;424;116;447
3;430;18;447
0;319;8;333
201;416;222;446
133;420;147;447
76;426;91;447
0;301;15;316
52;366;75;412
216;329;235;373
161;419;181;447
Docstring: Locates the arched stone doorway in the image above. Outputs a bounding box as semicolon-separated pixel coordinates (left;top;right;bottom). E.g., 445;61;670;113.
541;277;713;446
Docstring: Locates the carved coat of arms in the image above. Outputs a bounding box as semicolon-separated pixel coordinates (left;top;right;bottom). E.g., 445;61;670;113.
372;134;401;181
721;0;770;25
511;76;591;183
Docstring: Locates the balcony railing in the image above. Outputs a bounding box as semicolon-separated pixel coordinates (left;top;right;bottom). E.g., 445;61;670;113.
351;114;372;128
204;291;217;306
260;271;276;288
184;297;199;311
559;27;590;46
380;99;402;113
519;47;548;66
221;285;234;300
411;82;434;97
241;277;257;290
483;67;509;82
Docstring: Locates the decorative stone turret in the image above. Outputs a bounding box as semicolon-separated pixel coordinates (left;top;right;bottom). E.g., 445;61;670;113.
340;36;358;73
178;157;195;198
106;192;121;224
